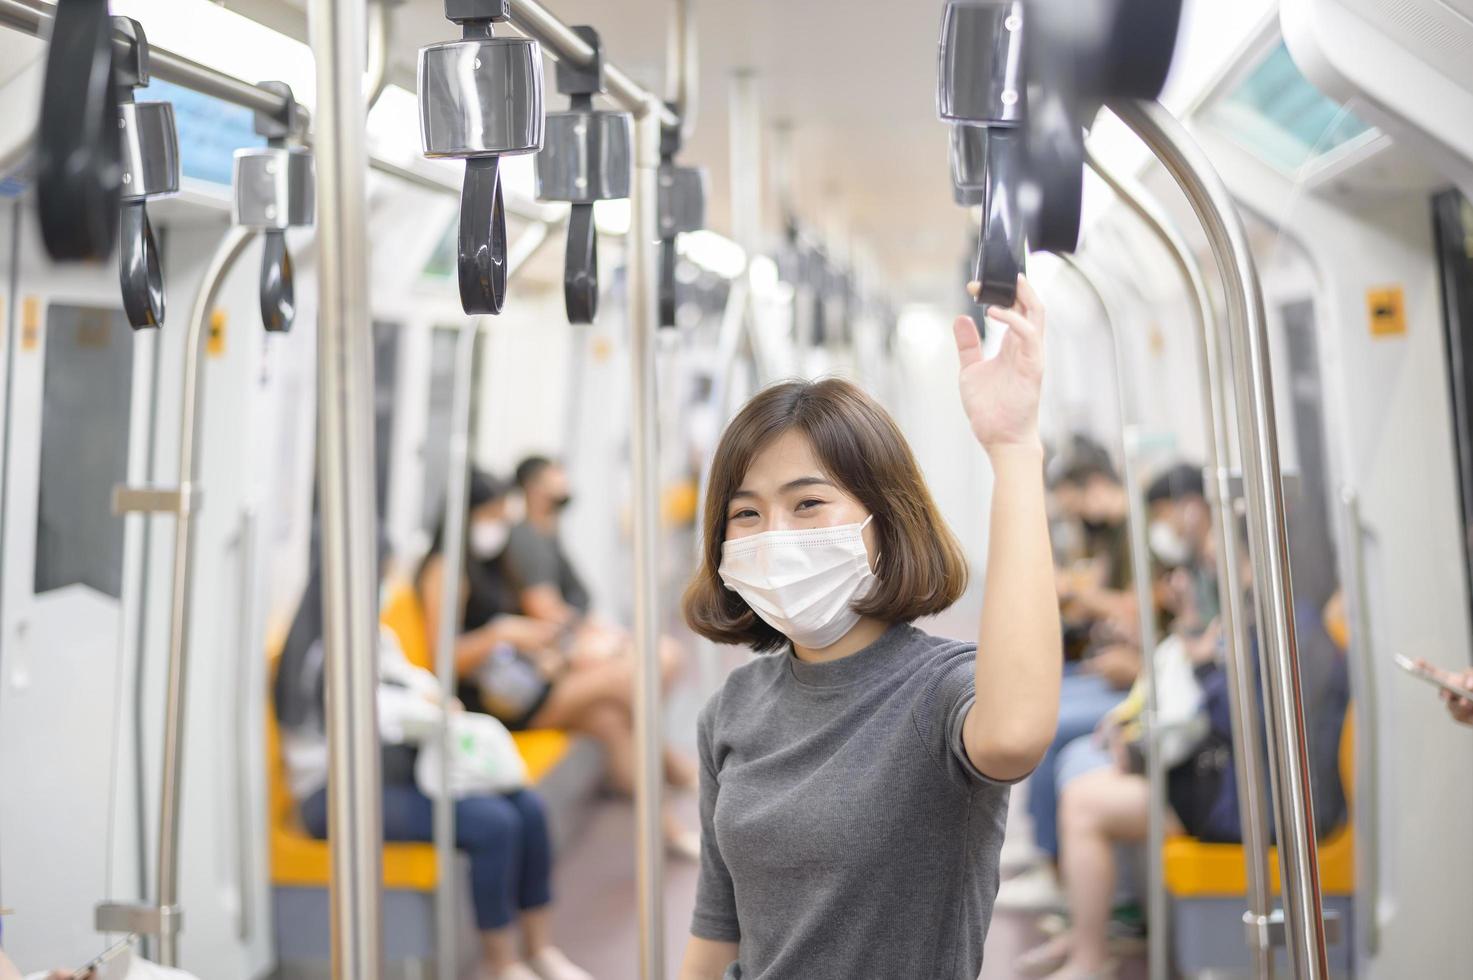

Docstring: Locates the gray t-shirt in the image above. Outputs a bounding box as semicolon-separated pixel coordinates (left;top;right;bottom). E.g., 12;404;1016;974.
503;521;591;614
692;623;1015;979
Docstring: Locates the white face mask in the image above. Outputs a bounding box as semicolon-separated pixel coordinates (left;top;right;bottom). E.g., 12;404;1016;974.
470;519;511;559
1148;520;1191;568
718;516;877;650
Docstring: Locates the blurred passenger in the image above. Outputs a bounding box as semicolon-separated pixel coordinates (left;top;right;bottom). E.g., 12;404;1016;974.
678;278;1061;980
419;470;699;857
1019;520;1349;980
276;535;593;980
504;456;591;626
1051;447;1138;644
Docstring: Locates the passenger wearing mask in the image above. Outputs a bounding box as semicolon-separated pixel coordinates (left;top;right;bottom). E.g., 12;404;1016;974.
678;277;1062;980
419;470;700;857
1018;507;1349;980
277;532;593;980
504;457;593;627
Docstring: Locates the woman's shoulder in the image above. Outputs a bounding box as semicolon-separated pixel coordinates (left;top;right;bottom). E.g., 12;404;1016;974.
699;652;788;726
900;623;976;662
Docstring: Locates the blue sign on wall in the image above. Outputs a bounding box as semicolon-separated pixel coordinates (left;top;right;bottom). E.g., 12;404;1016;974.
144;77;265;187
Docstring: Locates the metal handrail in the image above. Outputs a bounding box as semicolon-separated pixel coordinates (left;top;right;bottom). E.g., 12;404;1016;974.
1057;253;1168;980
1113;98;1330;978
1337;487;1380;960
1087;152;1274;979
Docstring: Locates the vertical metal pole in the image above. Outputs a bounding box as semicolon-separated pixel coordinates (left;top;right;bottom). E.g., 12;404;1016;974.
1337;488;1379;960
433;320;479;980
1113;98;1329;979
309;0;384;972
1088;154;1274;979
1058;255;1166;980
629;102;667;980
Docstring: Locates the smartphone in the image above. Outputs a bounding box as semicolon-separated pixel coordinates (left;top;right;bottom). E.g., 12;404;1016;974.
70;934;136;978
1394;654;1473;701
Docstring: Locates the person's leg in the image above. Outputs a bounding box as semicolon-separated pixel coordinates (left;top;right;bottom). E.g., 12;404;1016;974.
1028;668;1128;859
453;794;526;970
1047;769;1150;977
530;657;635;729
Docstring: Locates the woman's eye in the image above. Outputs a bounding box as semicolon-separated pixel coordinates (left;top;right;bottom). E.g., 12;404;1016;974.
729;508;758;521
796;498;824;512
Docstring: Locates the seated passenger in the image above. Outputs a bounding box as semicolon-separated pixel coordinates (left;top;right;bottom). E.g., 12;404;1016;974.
276;536;593;980
1019;531;1349;979
418;470;700;858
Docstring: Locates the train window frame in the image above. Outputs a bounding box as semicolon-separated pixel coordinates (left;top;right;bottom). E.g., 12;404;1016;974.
1434;190;1473;630
33;302;134;599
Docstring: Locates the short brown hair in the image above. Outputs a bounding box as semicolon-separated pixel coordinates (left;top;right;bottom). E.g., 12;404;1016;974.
683;378;968;651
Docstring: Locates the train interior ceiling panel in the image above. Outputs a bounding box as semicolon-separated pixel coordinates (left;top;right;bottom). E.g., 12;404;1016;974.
0;0;1471;978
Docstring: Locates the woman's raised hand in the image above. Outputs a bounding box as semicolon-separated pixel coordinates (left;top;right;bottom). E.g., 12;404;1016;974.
953;274;1045;455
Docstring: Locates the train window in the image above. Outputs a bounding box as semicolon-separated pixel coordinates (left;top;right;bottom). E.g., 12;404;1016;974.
1435;190;1473;623
34;304;133;598
373;320;400;523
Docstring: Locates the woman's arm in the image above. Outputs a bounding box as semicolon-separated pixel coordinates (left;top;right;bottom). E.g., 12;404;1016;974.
954;275;1063;781
419;557;500;676
679;938;739;980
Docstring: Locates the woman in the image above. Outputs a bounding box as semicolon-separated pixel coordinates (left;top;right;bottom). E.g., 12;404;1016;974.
677;276;1063;980
419;470;701;856
276;543;592;980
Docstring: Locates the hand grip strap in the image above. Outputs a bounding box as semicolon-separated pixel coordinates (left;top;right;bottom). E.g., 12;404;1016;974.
260;230;296;333
458;156;508;315
972;127;1027;308
120;200;165;328
564;202;598;324
38;0;121;261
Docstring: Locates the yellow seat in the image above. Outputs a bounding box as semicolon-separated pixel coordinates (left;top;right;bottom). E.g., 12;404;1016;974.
1163;710;1355;898
268;580;572;890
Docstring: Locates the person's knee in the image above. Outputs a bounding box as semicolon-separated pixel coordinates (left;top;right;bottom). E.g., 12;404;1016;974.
577;700;631;740
1059;780;1100;836
658;637;684;680
456;794;520;851
507;790;550;840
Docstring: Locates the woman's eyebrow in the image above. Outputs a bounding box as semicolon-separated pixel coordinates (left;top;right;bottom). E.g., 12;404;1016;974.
780;476;835;493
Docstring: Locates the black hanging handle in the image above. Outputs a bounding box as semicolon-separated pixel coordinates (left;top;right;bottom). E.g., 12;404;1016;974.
458;156;508;315
260;230;296;333
120;200;165;328
37;0;122;261
972;128;1027;309
564;203;598;324
658;237;678;328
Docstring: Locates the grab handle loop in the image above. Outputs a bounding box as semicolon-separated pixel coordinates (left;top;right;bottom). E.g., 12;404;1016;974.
659;237;678;328
972;128;1026;309
260;230;296;333
565;202;598;324
120;199;165;328
459;156;508;315
37;0;122;261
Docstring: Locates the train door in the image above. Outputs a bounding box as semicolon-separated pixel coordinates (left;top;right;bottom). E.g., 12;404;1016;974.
1195;100;1473;977
0;216;157;966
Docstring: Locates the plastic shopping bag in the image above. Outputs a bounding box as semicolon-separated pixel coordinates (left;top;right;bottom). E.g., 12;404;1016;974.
415;710;529;799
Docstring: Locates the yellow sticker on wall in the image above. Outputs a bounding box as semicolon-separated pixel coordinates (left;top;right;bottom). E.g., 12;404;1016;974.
207;308;227;357
1367;286;1406;338
21;296;41;350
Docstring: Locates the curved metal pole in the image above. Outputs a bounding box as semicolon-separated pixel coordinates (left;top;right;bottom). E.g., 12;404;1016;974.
1058;253;1167;980
155;225;255;965
308;0;384;971
363;0;391;111
629;100;667;980
1112;98;1329;978
1087;153;1274;979
665;0;697;139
